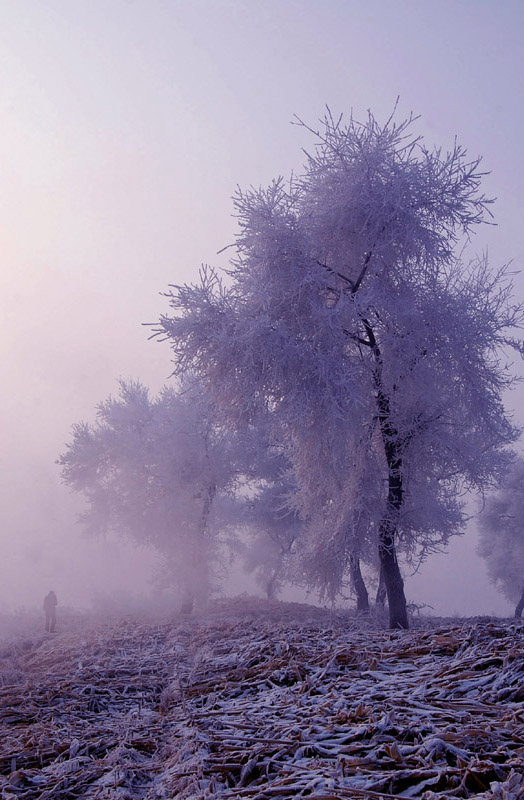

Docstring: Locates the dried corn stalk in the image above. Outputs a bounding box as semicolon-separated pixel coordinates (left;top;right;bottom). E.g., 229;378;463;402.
1;599;523;799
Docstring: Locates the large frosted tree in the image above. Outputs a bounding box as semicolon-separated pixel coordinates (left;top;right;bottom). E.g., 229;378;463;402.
156;110;522;628
478;456;524;618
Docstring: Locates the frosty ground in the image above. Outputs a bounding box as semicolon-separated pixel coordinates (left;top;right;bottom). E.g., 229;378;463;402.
1;599;523;799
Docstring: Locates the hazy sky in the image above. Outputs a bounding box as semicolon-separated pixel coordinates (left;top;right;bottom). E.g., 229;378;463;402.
1;0;523;615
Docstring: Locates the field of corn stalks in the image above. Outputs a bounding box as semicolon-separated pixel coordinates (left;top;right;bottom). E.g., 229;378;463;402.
1;598;523;799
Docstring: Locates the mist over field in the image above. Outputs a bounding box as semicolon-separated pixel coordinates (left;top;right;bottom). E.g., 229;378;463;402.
2;8;524;797
1;0;523;620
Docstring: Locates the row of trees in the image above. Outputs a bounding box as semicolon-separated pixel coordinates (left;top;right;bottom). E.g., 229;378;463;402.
60;109;524;628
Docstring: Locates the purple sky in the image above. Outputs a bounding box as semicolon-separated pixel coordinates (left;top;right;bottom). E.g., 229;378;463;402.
1;0;523;614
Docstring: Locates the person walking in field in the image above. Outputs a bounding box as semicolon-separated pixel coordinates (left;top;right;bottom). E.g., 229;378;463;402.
43;590;57;633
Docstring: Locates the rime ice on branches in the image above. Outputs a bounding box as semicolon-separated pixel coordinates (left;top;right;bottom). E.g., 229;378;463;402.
156;109;523;629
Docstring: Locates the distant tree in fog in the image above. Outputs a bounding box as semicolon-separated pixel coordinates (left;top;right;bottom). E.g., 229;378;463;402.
58;379;238;605
478;456;524;618
240;446;303;601
155;108;523;628
236;433;374;611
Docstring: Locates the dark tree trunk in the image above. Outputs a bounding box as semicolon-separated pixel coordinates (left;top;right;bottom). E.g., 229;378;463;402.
378;524;408;629
363;318;409;629
375;565;387;607
515;585;524;618
349;554;369;613
376;424;409;629
377;429;408;628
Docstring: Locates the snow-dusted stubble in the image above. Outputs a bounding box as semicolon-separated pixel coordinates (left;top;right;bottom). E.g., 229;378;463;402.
158;110;523;598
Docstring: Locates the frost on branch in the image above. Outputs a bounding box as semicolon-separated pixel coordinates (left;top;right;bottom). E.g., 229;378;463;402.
156;108;523;628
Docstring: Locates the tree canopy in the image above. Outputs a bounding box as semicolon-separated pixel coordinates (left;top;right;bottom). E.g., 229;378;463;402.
156;109;523;627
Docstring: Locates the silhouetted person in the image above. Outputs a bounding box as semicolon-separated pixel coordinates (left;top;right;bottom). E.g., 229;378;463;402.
43;590;57;633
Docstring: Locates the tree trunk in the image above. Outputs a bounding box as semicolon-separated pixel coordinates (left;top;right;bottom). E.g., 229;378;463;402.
375;565;387;607
364;317;409;629
198;482;217;537
266;571;279;601
378;524;408;628
515;585;524;618
377;436;408;628
187;481;217;609
349;553;369;612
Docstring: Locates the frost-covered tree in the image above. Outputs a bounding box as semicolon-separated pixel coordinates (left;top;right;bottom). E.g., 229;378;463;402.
58;379;239;605
478;456;524;618
239;448;303;601
156;109;522;628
